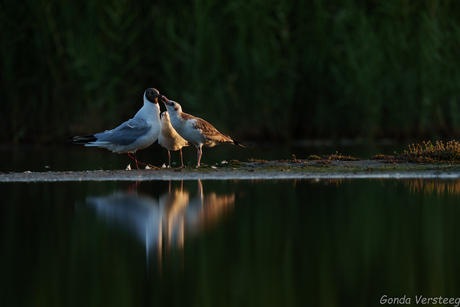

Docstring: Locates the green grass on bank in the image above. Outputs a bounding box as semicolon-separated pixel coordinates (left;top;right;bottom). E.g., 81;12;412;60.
2;0;460;143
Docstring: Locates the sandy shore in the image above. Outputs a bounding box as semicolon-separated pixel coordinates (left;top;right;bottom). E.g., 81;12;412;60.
1;160;460;182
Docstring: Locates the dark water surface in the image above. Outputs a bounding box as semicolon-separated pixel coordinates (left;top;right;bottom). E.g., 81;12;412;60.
2;179;460;307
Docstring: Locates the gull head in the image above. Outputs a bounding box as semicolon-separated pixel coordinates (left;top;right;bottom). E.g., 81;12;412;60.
160;111;170;122
160;111;176;129
144;88;161;104
160;96;182;113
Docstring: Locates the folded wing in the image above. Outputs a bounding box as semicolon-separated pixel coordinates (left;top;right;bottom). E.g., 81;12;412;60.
94;118;151;146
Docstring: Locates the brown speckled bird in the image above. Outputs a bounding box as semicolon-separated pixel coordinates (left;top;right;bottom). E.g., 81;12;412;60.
160;96;245;167
158;111;189;168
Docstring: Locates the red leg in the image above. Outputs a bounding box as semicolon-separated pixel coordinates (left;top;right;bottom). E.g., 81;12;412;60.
127;153;136;169
127;152;149;169
127;152;140;169
135;152;140;170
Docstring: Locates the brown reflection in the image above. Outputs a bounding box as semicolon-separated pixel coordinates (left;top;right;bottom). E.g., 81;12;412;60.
160;180;235;251
404;179;460;195
85;180;235;263
308;178;460;195
187;180;235;232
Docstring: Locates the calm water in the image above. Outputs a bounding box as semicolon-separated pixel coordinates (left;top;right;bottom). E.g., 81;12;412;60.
2;178;460;307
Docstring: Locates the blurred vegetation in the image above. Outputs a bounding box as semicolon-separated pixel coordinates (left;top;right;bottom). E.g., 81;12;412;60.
2;0;460;143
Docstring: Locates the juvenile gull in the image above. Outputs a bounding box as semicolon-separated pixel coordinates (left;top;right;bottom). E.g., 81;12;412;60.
158;111;190;168
160;96;245;167
70;88;162;169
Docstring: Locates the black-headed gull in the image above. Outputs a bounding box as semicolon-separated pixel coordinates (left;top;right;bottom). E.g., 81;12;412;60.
71;88;162;169
158;111;190;168
160;96;245;167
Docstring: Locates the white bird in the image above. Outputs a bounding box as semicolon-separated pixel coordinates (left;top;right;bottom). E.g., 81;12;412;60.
160;96;245;167
158;111;190;168
71;88;162;169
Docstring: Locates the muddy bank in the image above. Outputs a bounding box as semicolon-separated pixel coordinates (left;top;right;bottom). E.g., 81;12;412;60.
1;160;460;182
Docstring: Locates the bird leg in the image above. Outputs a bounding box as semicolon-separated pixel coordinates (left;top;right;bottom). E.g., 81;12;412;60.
127;152;151;170
168;150;171;168
179;148;185;168
127;152;152;169
196;145;202;167
127;152;139;169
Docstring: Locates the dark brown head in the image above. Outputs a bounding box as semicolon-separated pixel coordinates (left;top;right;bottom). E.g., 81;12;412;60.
144;88;161;104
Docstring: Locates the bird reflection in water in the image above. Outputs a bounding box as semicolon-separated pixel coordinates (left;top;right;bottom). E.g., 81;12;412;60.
85;180;235;264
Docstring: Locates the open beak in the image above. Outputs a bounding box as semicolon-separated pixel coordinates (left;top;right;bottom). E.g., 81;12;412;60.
160;95;172;106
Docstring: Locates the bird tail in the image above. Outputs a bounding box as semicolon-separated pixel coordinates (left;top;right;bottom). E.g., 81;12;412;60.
68;135;97;144
233;139;248;148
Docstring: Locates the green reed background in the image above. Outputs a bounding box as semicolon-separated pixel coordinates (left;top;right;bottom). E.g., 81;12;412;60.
2;0;460;143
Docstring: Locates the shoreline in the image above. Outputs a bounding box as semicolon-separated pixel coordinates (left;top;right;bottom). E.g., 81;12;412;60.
1;160;460;182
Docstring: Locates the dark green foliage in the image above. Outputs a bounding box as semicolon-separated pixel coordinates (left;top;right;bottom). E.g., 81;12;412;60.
2;0;460;143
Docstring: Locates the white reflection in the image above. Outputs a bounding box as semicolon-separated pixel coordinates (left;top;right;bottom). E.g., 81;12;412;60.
85;180;235;262
87;192;162;261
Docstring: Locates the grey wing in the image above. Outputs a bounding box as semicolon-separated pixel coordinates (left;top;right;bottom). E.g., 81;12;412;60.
94;118;151;145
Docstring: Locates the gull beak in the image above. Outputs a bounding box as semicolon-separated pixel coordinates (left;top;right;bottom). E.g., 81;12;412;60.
160;95;172;106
